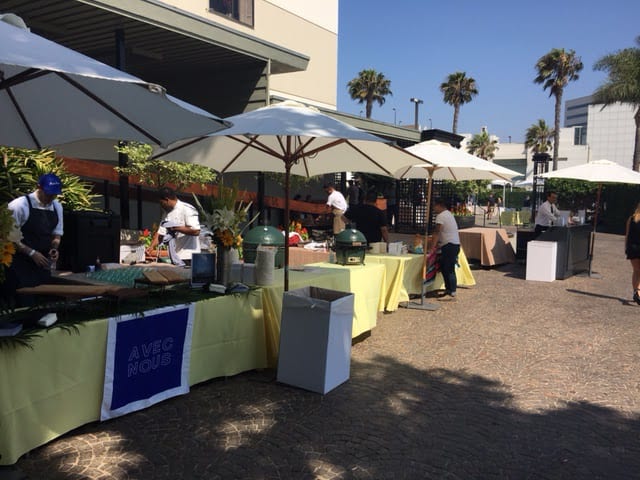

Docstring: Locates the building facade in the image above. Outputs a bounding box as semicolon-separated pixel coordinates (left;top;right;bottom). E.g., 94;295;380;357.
566;95;637;169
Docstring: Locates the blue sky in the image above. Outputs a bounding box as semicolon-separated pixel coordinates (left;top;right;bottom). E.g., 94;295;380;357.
337;0;640;142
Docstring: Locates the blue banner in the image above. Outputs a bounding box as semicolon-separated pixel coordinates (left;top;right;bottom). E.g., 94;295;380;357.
101;304;194;420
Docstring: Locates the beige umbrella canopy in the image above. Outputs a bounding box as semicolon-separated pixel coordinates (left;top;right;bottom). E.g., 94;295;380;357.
396;139;520;236
154;101;432;290
396;140;521;235
540;159;640;276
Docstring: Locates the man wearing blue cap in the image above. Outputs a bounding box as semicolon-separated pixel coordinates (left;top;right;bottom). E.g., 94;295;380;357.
6;173;64;302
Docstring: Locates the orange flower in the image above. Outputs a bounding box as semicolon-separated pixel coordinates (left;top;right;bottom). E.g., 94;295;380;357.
0;241;13;267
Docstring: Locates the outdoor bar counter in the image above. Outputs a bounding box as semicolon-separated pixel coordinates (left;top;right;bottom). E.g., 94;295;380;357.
534;224;591;279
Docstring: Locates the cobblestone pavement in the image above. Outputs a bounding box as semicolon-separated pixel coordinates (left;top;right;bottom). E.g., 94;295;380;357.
5;232;640;479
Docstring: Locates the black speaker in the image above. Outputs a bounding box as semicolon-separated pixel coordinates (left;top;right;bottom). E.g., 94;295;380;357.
59;211;121;272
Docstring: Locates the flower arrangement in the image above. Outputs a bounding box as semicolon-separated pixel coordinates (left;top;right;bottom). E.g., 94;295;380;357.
138;224;157;248
0;204;21;282
289;221;309;241
279;220;309;246
193;182;259;250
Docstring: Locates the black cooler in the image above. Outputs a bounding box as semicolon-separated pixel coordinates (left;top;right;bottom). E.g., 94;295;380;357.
59;210;121;272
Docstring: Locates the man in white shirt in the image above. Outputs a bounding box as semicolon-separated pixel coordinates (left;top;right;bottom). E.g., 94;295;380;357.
324;183;348;234
147;187;200;266
534;191;558;235
428;197;461;300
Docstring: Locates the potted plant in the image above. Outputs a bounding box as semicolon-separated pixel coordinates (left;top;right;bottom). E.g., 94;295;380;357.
452;204;475;229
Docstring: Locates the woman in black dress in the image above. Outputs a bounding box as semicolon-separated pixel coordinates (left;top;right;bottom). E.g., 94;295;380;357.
625;203;640;304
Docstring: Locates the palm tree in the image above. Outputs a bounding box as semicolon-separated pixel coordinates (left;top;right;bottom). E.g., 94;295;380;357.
467;130;499;161
534;48;583;171
347;69;392;119
440;71;479;134
525;119;554;154
593;36;640;171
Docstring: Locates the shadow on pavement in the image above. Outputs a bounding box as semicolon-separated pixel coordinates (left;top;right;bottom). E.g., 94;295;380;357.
16;354;640;479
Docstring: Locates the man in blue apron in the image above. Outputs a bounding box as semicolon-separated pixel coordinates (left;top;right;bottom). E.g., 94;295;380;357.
5;173;64;306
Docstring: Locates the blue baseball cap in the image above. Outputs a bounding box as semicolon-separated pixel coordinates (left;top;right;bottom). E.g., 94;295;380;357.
38;173;62;195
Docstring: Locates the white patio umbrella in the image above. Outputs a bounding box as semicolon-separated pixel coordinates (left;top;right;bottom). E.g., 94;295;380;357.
395;140;520;233
540;159;640;276
515;176;534;188
0;14;228;150
394;140;520;309
153;100;433;290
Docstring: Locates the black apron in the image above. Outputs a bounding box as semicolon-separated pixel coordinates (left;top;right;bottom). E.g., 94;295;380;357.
4;196;59;304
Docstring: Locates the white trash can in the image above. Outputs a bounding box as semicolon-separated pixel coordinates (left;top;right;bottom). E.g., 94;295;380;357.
526;240;557;282
277;286;354;394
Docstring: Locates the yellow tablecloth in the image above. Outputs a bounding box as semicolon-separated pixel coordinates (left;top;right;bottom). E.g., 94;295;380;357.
366;250;476;311
0;293;266;466
260;262;386;367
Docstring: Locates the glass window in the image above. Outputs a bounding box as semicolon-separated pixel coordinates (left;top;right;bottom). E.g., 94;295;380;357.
209;0;254;27
573;126;587;145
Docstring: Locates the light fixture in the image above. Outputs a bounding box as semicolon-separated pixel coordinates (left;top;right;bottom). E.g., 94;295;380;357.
409;98;423;130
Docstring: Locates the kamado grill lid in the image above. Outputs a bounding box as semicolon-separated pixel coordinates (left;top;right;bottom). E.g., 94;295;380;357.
243;225;285;246
334;228;367;246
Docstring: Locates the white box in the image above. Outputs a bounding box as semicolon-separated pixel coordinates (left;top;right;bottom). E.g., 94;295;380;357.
369;242;387;254
119;244;145;263
526;241;557;282
387;242;403;255
242;263;256;285
277;287;355;394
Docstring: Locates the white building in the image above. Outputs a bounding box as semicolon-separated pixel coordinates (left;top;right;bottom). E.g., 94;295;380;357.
467;94;636;179
566;95;637;169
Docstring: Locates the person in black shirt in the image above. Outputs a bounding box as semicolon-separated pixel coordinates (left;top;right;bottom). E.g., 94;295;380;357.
344;191;389;244
625;202;640;304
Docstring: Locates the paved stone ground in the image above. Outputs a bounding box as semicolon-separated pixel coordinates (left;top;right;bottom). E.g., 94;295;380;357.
4;232;640;479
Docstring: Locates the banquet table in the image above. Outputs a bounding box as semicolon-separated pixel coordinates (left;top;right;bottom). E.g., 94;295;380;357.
366;250;476;312
0;261;385;465
0;292;266;466
458;227;515;266
260;262;386;366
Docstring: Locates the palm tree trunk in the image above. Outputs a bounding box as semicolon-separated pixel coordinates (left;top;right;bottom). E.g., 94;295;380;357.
634;106;640;171
452;105;460;134
366;95;373;119
553;91;562;170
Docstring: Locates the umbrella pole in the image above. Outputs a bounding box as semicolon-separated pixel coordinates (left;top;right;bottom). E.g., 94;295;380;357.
284;163;291;291
405;172;439;311
588;183;602;278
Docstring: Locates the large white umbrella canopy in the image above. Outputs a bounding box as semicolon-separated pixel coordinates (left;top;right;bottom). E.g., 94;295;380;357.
395;140;521;182
0;14;228;150
540;159;640;275
156;101;428;177
394;140;520;234
540;159;640;184
154;100;433;289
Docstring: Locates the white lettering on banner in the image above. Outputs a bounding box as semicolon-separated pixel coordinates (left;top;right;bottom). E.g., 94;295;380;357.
127;337;174;378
